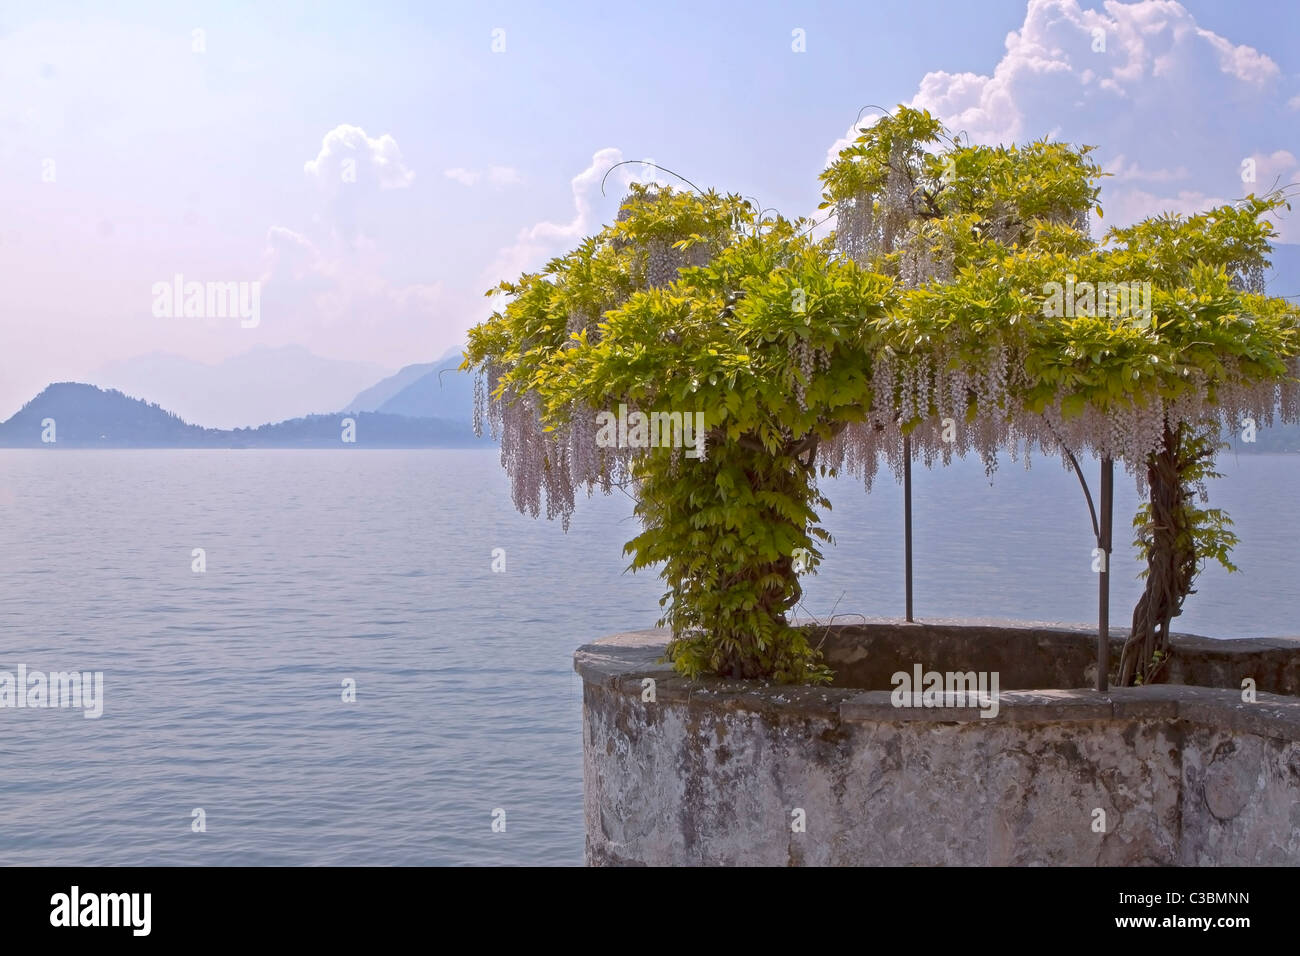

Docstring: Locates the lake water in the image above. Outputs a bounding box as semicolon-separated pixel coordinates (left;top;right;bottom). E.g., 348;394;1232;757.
0;448;1296;866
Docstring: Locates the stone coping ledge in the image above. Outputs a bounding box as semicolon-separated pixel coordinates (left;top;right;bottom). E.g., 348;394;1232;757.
574;628;1300;743
786;615;1300;655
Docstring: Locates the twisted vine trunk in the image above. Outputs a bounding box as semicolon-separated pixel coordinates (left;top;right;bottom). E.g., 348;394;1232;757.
715;444;810;679
1118;423;1200;686
656;426;831;683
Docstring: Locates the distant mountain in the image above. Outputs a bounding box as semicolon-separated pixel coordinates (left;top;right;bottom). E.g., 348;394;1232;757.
226;413;480;448
0;383;485;448
344;345;474;427
343;362;438;412
376;368;474;426
90;345;393;429
1;383;216;445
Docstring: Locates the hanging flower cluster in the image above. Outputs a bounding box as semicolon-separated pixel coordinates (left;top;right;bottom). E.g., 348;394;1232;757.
817;109;1300;494
463;105;1300;683
469;184;752;529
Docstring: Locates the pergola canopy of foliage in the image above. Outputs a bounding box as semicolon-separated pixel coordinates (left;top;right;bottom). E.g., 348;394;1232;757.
465;106;1300;684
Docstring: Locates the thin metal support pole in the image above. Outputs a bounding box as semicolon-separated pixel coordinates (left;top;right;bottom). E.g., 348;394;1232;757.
1097;457;1113;692
904;433;914;623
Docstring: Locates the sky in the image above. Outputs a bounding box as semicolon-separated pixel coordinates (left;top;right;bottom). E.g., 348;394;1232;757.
2;0;1298;421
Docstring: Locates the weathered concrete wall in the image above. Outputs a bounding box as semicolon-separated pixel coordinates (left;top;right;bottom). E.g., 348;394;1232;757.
577;628;1300;866
818;618;1300;695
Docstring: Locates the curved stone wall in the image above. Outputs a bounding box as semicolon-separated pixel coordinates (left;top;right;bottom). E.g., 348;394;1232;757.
576;627;1300;866
818;619;1300;695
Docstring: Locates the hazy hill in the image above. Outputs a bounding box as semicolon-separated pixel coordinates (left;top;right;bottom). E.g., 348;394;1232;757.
343;361;438;412
90;345;392;429
343;346;474;426
226;413;481;448
375;365;475;425
0;383;484;448
0;383;217;445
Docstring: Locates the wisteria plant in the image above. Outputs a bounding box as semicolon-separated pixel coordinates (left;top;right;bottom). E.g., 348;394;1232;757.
821;110;1300;686
466;107;1300;685
467;186;895;681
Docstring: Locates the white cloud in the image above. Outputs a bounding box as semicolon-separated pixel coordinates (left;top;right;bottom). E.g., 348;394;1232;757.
1196;25;1279;85
824;111;883;170
444;165;522;187
264;225;320;274
1105;155;1191;182
904;0;1280;146
444;167;480;186
1100;187;1231;229
258;223;447;361
462;149;677;327
483;147;626;285
304;124;414;191
488;165;523;186
824;0;1299;240
1244;149;1300;189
